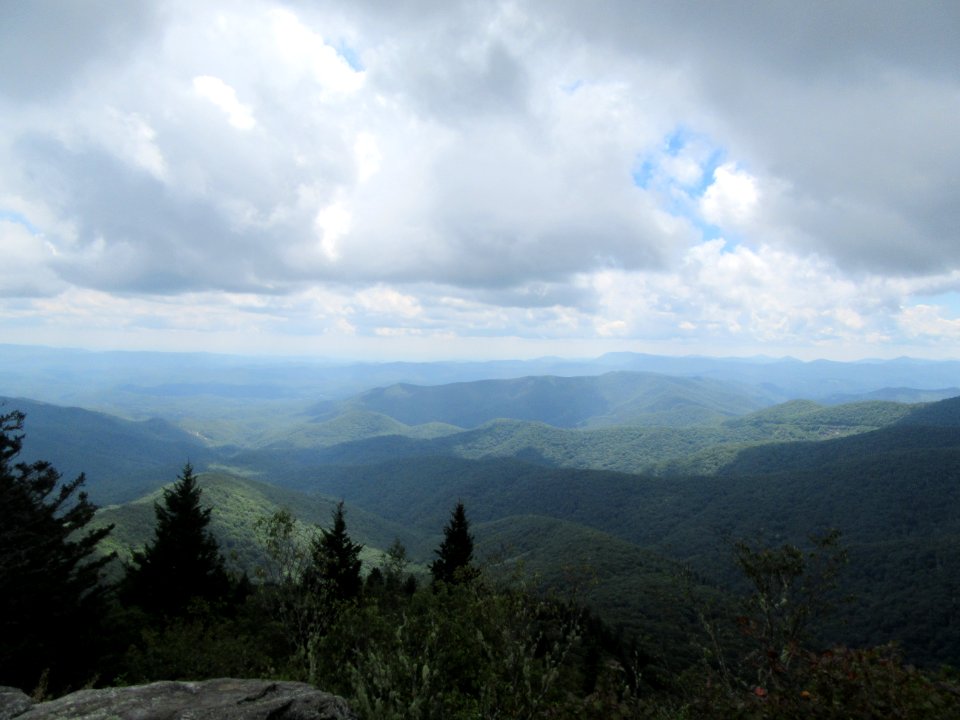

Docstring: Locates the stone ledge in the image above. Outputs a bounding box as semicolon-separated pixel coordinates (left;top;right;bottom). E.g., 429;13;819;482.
0;679;356;720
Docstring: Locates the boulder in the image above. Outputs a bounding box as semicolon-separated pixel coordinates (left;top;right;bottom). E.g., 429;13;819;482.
0;678;357;720
0;688;32;720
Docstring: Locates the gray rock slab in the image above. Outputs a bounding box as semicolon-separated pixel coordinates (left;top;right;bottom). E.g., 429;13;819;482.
0;679;356;720
0;688;33;720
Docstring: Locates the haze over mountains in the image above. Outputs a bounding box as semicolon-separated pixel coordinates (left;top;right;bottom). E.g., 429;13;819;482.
3;344;960;667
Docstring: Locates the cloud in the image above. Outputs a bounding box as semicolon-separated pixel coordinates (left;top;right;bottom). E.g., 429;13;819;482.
898;305;960;341
0;0;958;358
0;1;156;101
0;220;64;297
192;76;256;130
700;164;759;227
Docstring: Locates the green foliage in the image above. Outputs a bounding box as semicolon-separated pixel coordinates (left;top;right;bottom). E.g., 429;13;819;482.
686;533;960;718
476;514;714;675
379;538;417;597
273;402;960;666
305;501;364;602
688;644;960;719
730;531;848;692
310;577;592;719
253;509;329;669
121;463;232;619
97;410;960;667
430;502;475;585
106;513;960;720
113;599;283;684
0;410;114;693
94;472;429;573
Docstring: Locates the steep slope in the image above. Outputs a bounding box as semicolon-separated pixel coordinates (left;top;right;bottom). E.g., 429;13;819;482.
714;396;960;478
895;394;960;427
268;394;960;665
3;396;215;504
94;472;722;672
476;514;721;670
660;399;916;475
93;471;433;574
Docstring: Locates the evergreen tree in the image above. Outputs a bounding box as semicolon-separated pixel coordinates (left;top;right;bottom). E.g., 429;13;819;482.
0;410;113;692
430;501;475;584
122;462;230;618
304;501;363;603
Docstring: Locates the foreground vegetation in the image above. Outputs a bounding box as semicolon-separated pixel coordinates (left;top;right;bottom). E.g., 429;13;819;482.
4;409;960;718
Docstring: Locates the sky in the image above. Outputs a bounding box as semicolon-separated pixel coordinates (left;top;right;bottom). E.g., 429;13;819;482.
1;1;959;362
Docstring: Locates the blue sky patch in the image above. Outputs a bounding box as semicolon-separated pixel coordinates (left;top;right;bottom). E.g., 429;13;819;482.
632;127;732;246
664;126;688;156
335;41;364;71
633;126;726;195
631;157;655;188
691;148;725;198
0;209;40;235
913;290;960;316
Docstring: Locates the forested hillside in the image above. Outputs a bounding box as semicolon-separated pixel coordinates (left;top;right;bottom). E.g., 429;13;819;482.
82;395;960;667
4;362;960;717
308;371;778;428
236;396;916;478
226;395;960;666
93;473;433;573
3;396;213;503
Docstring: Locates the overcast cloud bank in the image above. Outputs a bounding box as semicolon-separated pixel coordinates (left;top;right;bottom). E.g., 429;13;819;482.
1;1;958;359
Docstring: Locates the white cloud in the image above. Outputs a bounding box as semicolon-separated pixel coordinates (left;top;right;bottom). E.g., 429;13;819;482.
898;304;960;340
700;163;759;226
268;7;365;95
192;75;256;130
104;109;167;179
355;286;422;319
1;0;959;359
0;221;64;297
353;132;381;182
314;199;351;262
584;240;907;348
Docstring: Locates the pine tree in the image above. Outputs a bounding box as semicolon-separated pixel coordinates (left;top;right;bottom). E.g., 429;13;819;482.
304;501;363;603
430;501;475;584
0;410;113;692
122;462;230;618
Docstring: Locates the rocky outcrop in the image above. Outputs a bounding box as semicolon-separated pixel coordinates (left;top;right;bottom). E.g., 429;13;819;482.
0;679;357;720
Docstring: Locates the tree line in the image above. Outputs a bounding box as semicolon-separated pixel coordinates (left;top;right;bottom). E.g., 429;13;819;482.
3;409;959;718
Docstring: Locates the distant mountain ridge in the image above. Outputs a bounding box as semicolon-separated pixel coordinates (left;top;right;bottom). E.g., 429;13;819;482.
822;386;960;404
5;343;960;444
6;388;944;503
309;371;775;429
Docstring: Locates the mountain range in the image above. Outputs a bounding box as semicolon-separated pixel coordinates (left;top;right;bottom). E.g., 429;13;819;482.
4;345;960;667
